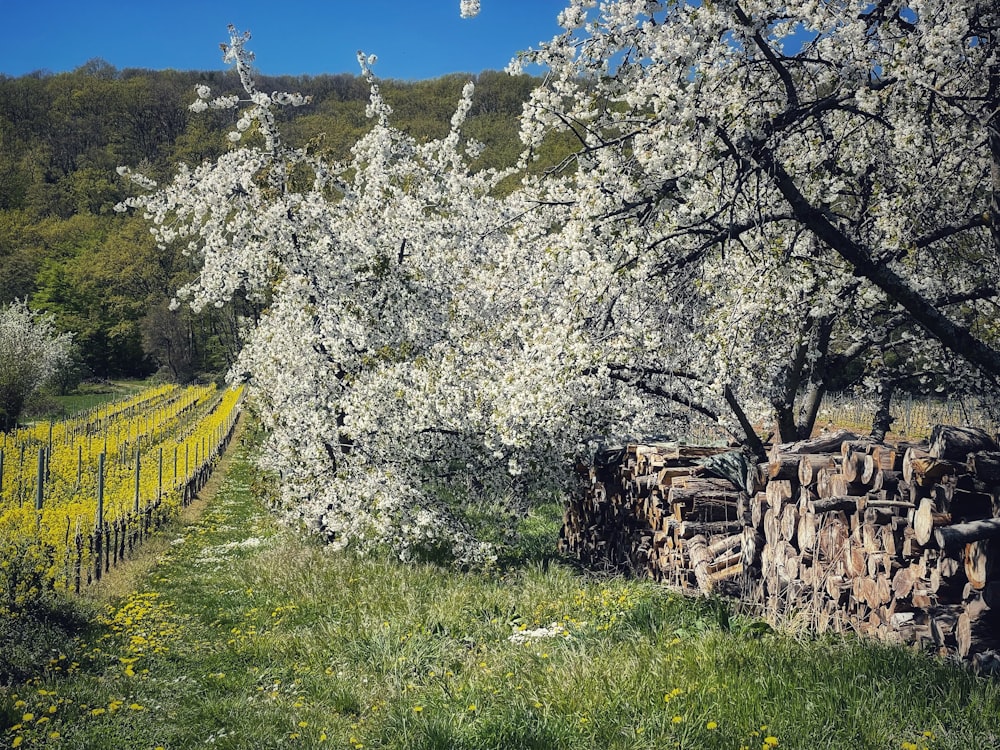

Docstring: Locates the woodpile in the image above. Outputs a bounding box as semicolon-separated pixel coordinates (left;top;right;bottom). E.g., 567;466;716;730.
561;425;1000;668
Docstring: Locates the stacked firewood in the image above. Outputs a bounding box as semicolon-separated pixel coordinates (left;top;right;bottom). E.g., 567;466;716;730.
560;441;744;577
561;425;1000;667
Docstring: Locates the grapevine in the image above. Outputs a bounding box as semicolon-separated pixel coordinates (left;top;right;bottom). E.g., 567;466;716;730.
0;383;243;607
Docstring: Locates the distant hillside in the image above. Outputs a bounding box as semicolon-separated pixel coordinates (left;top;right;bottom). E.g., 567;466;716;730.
0;61;546;380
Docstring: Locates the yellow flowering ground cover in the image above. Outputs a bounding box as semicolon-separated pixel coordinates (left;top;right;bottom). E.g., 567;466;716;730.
0;383;243;604
2;427;999;749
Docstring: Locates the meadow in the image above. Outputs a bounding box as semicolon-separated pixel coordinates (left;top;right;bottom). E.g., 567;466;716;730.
2;422;999;750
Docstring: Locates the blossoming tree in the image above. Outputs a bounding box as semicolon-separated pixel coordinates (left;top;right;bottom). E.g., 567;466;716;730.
122;0;999;561
0;300;74;431
509;0;1000;444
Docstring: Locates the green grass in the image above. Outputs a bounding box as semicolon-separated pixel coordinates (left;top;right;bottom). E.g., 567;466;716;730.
23;380;150;422
2;436;999;749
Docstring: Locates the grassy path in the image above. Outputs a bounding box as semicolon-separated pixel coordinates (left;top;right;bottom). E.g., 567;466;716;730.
3;431;1000;749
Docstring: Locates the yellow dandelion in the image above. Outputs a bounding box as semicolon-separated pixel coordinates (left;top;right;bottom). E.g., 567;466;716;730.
22;713;34;722
764;737;779;748
706;721;718;730
91;707;106;716
413;705;424;713
468;703;477;712
129;703;145;711
12;737;23;748
49;732;61;740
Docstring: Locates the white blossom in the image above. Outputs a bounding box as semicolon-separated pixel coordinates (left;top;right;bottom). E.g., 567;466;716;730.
118;5;1000;563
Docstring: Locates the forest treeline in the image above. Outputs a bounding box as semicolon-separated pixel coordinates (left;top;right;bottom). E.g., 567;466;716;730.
0;59;549;382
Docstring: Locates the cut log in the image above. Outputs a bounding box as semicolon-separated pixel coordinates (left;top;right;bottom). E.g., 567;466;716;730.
763;506;781;546
686;535;715;592
772;540;799;583
826;573;851;602
929;424;999;461
860;454;878;485
741;526;765;567
935;518;1000;551
809;495;863;514
872;444;902;472
965;539;991;590
630;473;661;496
780;503;799;544
706;561;744;586
796;509;817;554
798;454;837;486
907;455;962;487
902;447;931;485
750;492;768;530
913;497;951;546
892;563;920;599
870;469;902;494
968;451;1000;485
769;429;860;461
817;513;850;563
768;454;802;481
841;440;878;483
844;530;867;578
657;465;696;485
667;481;741;522
828;473;870;497
765;479;795;511
664;518;748;538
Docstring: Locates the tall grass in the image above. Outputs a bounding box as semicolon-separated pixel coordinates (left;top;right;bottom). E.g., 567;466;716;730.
3;433;999;749
821;391;999;441
23;380;149;422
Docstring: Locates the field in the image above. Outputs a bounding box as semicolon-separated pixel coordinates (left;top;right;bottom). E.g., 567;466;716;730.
3;424;1000;749
0;382;243;621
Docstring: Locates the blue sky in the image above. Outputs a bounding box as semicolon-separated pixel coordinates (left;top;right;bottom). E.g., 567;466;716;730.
0;1;571;80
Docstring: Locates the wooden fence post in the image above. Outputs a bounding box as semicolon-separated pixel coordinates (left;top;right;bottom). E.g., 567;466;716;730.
97;452;105;529
134;449;141;514
35;447;44;511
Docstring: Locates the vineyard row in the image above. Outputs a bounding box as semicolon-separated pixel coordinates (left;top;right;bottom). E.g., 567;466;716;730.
0;383;244;597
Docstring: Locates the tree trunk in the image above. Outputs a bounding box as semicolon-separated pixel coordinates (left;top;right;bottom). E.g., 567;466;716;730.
869;375;897;442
